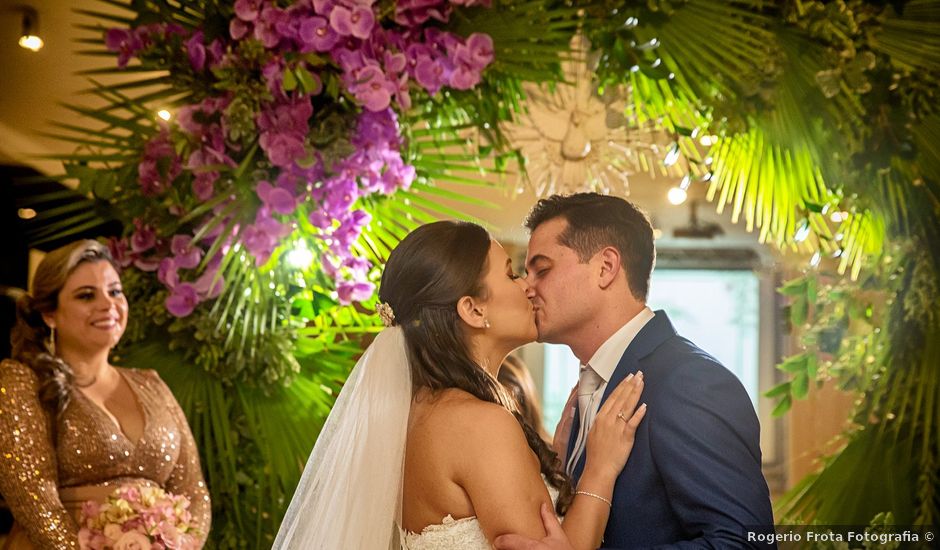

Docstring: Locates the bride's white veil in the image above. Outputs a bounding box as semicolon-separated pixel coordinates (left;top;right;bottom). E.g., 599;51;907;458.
273;327;411;549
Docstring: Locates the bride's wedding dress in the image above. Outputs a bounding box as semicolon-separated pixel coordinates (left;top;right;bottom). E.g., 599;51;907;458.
399;480;560;550
274;329;561;550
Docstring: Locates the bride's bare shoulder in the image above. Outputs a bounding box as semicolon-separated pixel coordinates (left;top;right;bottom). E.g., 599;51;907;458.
411;388;521;444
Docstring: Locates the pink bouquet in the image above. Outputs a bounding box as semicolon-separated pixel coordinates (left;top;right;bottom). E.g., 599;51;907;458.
78;485;200;550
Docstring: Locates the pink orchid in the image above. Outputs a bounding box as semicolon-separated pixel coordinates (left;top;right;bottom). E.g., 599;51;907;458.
166;283;200;317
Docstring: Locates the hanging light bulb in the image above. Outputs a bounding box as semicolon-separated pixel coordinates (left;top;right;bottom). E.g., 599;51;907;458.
18;7;44;52
667;186;687;205
157;109;172;121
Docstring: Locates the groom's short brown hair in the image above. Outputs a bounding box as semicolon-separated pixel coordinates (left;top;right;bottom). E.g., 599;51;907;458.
525;193;655;301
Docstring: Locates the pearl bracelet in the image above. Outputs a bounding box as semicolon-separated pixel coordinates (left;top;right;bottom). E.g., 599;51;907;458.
575;490;612;507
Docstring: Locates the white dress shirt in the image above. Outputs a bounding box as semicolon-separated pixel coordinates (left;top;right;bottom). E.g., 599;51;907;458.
567;307;655;472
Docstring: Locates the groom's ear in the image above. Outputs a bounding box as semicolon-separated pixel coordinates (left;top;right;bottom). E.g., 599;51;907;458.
596;246;622;290
456;295;487;329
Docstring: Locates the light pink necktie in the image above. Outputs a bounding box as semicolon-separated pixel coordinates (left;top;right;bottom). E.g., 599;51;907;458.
552;386;578;464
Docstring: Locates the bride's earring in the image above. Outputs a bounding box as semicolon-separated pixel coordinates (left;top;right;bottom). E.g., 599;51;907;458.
483;319;491;329
47;326;56;356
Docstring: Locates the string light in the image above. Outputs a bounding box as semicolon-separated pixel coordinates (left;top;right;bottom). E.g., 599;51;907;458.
18;7;43;52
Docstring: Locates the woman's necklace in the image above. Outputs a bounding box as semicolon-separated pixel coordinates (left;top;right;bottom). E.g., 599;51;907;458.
74;374;98;388
74;365;110;388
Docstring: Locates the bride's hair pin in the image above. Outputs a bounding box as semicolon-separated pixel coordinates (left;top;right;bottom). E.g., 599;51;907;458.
376;302;396;327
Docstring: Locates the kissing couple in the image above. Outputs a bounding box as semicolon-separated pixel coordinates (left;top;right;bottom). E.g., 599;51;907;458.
273;193;775;549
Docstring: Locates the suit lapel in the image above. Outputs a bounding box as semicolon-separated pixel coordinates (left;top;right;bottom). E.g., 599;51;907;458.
571;352;640;483
570;311;677;484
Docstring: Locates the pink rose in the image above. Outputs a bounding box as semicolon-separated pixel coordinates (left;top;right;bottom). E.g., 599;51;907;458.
154;521;181;548
103;523;124;542
114;530;152;550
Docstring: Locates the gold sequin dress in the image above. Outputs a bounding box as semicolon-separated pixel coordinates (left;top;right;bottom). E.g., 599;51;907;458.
0;360;211;549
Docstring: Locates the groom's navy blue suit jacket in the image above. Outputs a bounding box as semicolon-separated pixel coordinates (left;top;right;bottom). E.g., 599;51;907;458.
567;311;775;549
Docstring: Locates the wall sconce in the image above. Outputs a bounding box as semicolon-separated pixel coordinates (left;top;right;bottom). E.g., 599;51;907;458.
18;6;44;52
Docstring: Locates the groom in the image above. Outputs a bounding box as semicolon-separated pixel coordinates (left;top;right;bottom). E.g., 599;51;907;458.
499;193;774;549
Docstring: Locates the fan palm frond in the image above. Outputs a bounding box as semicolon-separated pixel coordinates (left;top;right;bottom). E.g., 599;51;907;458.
872;0;940;72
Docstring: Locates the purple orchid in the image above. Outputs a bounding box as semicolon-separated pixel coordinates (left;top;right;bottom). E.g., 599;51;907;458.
465;33;494;68
312;0;335;17
414;56;447;95
194;267;225;299
349;65;394;111
166;283;200;317
307;208;332;229
130;221;157;253
186;31;206;71
230;17;251;40
192;171;219;201
158;257;180;288
395;0;451;27
171;234;203;269
133;256;162;272
257;96;313;167
298;16;340;52
107;237;133;268
329;5;375;40
257;180;297;215
104;28;144;68
234;0;264;22
254;6;287;48
336;280;375;304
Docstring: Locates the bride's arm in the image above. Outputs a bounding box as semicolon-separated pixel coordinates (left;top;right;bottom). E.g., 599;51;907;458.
562;373;646;550
454;401;555;541
456;375;645;550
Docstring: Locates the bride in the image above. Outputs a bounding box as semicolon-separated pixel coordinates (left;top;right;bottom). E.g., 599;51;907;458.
273;221;646;549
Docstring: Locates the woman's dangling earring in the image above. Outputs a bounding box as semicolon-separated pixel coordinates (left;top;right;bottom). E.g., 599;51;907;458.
47;326;56;356
483;319;491;329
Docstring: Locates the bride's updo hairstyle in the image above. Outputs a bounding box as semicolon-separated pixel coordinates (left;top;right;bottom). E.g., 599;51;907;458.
379;220;573;513
10;240;119;418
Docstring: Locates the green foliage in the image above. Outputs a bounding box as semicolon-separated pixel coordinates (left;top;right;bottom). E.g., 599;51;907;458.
43;0;940;542
52;0;582;545
770;240;940;526
577;0;940;530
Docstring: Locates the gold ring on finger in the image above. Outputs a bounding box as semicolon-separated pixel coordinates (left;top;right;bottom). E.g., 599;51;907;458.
617;411;628;423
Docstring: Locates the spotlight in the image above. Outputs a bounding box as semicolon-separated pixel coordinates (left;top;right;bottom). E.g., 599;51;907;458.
667;186;687;205
286;242;314;269
17;7;43;52
17;208;37;219
157;109;172;121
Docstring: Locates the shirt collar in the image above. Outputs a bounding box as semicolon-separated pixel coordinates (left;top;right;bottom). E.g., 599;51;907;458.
585;307;655;383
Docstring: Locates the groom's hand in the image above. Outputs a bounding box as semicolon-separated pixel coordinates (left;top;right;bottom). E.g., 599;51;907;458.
493;503;574;550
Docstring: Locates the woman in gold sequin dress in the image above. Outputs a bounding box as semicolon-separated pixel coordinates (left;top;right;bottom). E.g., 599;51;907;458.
0;240;210;549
